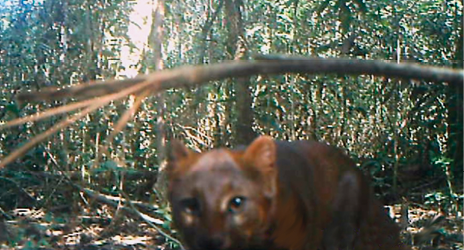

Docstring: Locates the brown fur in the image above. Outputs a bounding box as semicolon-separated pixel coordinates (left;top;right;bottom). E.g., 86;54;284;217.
167;136;408;250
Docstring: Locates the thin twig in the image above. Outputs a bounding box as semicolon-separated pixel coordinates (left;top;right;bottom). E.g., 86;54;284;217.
95;89;151;167
0;104;101;168
121;190;185;249
0;79;157;168
0;97;100;131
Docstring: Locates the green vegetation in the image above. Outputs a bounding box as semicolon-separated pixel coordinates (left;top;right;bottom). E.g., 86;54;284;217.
0;0;462;249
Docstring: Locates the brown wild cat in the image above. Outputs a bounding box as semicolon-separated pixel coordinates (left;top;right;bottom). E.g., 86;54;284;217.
167;136;408;250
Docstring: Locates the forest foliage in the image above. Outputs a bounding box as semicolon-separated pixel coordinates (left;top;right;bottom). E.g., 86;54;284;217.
0;0;462;249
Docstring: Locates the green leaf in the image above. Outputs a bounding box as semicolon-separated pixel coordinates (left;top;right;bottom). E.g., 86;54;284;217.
102;160;119;170
5;103;20;117
353;0;367;13
316;0;332;14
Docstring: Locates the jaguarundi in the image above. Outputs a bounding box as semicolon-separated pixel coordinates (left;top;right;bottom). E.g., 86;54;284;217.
167;136;408;250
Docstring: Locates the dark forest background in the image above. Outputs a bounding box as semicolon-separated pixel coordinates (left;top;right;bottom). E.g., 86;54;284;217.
0;0;462;249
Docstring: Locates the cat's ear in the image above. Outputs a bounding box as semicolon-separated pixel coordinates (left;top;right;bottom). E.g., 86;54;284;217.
168;139;194;162
167;139;197;177
243;136;277;197
244;136;276;171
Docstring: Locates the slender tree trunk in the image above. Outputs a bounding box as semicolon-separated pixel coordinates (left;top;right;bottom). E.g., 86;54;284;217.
447;17;463;181
224;0;256;146
235;77;256;144
139;0;166;167
153;1;166;164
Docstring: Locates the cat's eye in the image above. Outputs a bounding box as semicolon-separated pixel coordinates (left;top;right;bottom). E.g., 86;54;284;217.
180;198;200;215
228;196;246;214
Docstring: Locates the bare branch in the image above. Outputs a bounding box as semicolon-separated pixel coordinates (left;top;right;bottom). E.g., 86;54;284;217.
17;56;463;103
0;79;156;168
3;55;462;168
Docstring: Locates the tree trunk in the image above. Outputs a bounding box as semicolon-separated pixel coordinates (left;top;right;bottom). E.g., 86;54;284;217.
149;1;166;166
447;18;463;180
224;0;256;146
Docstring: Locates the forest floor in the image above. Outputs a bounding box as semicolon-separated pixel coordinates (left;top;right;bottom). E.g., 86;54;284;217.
0;201;462;250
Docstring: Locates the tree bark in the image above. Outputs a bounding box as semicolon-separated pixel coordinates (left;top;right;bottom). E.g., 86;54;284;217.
225;0;256;146
447;17;463;179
